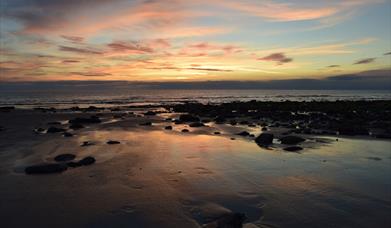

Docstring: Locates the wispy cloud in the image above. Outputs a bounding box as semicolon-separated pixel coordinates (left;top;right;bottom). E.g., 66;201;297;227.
327;65;340;68
59;46;103;55
258;53;292;65
354;58;376;64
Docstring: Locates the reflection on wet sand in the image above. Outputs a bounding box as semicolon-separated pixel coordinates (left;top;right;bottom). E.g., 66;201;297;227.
0;109;390;228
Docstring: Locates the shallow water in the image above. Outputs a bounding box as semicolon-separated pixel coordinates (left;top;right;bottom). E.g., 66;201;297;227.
78;130;391;227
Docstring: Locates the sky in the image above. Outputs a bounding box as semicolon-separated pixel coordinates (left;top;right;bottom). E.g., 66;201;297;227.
0;0;390;82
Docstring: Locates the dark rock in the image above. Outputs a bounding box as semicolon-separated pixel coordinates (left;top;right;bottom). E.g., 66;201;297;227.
261;127;268;131
34;127;45;133
207;213;247;228
47;121;61;125
237;131;250;136
0;106;15;112
63;132;73;137
47;127;66;133
230;120;237;126
240;120;249;125
249;134;255;137
140;122;152;126
107;140;120;145
165;126;173;130
69;116;101;124
280;135;305;145
255;133;274;146
79;156;96;166
214;131;221;135
54;154;76;162
202;119;211;123
25;163;67;174
214;116;226;124
144;111;157;116
69;123;84;130
81;141;94;147
179;114;200;122
67;162;82;168
182;129;189;133
283;146;303;152
189;122;205;127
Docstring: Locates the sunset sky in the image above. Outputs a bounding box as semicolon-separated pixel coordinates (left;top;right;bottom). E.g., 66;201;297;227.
0;0;390;81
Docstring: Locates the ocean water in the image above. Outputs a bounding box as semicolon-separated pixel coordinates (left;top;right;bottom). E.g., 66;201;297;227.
0;89;390;108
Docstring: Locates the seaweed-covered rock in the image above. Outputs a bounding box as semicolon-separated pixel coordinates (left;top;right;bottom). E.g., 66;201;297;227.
189;122;205;127
179;114;200;122
54;154;76;162
283;146;303;152
25;163;67;174
47;127;66;133
255;133;274;146
280;135;305;145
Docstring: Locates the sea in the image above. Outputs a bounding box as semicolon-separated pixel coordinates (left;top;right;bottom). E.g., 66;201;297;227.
0;88;390;109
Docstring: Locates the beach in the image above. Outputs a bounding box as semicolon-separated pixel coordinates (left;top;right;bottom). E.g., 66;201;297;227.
0;101;390;227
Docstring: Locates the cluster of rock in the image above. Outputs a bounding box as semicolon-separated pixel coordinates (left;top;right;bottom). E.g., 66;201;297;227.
24;154;96;175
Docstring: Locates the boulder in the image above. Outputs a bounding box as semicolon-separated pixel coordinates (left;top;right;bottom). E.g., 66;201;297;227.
47;127;66;133
79;156;96;166
25;163;67;174
189;122;205;127
179;114;200;122
140;122;152;126
255;133;274;146
237;131;250;136
107;140;120;145
283;146;303;152
69;123;84;130
54;154;76;162
144;111;157;116
280;135;305;145
182;129;189;133
69;116;101;124
205;213;247;228
164;126;173;130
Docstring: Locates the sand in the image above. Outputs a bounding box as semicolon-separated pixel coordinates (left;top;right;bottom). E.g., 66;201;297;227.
0;108;390;228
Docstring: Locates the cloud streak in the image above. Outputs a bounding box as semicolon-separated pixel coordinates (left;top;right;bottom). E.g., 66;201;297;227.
258;53;292;65
354;58;376;65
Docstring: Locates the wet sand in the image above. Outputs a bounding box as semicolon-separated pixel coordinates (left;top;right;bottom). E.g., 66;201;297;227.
0;106;390;228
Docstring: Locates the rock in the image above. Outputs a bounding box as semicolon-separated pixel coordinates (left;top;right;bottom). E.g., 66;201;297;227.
63;132;73;137
205;213;247;228
240;120;249;125
261;127;268;131
107;140;120;145
280;135;305;145
165;126;173;130
67;162;82;168
366;156;382;161
179;114;200;122
189;122;205;127
69;116;101;124
0;106;15;112
202;119;211;123
214;116;226;124
47;121;61;125
34;127;45;133
144;111;157;116
67;156;96;167
79;156;96;165
283;146;303;152
182;129;189;133
230;120;237;126
249;134;255;137
54;154;76;162
69;123;84;130
237;131;250;136
81;141;94;147
25;163;67;174
140;122;152;126
255;133;274;146
47;127;66;133
214;131;221;135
